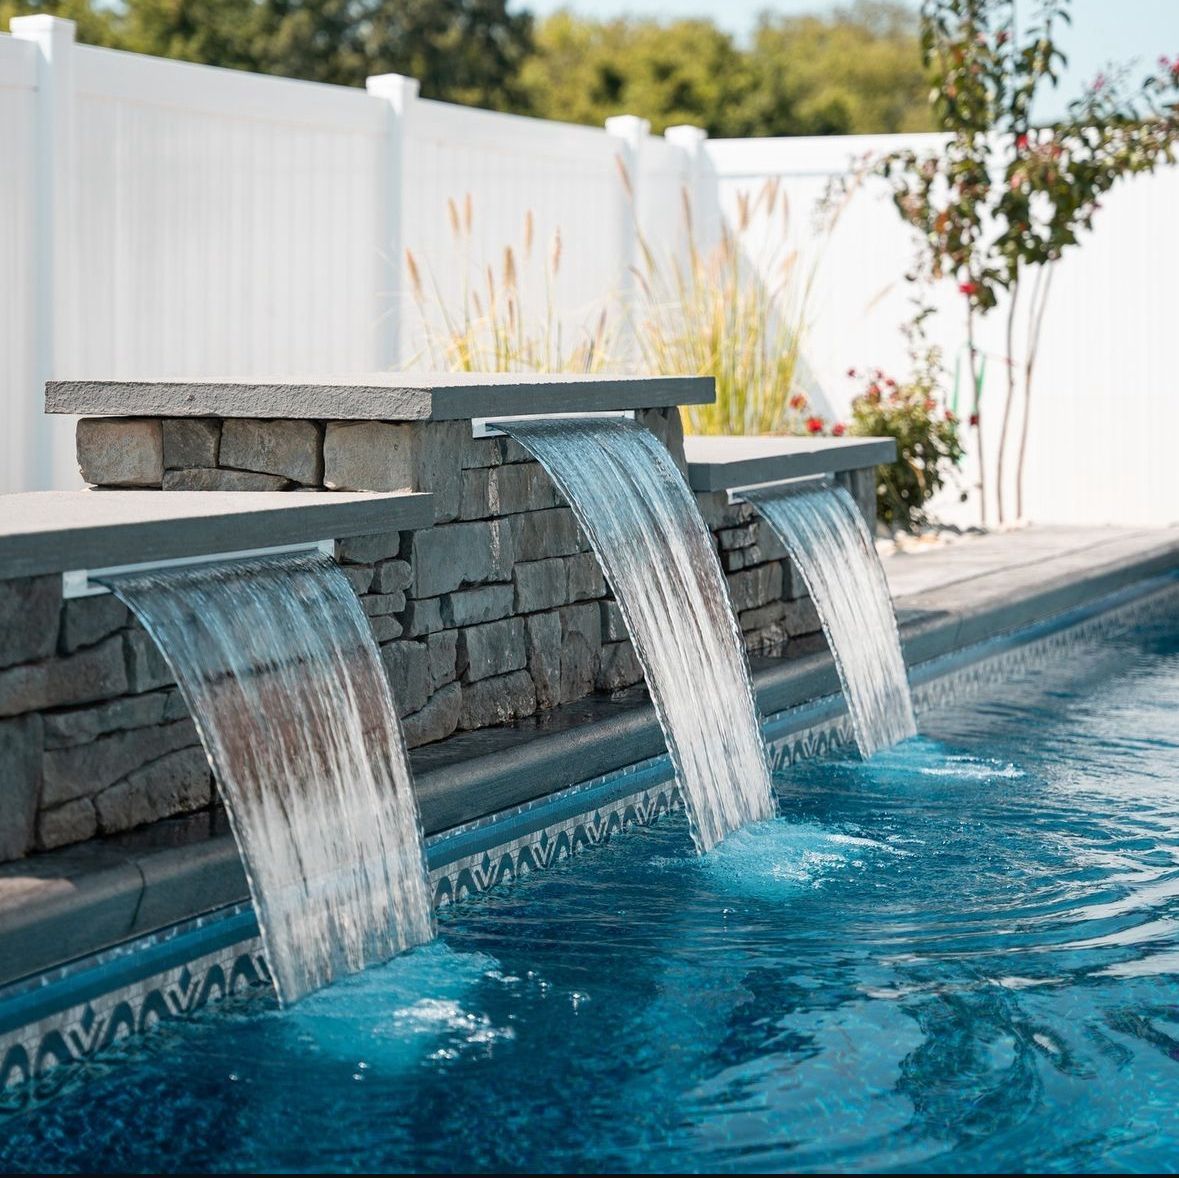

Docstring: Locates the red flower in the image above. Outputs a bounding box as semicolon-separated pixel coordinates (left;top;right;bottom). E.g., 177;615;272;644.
969;413;980;427
996;30;1009;45
805;417;824;435
1015;132;1029;150
846;367;857;378
884;377;898;389
958;281;977;296
945;410;956;423
924;398;936;411
832;422;846;437
789;392;808;411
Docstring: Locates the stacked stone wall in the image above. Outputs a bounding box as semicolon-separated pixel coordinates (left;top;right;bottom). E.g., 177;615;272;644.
0;408;877;862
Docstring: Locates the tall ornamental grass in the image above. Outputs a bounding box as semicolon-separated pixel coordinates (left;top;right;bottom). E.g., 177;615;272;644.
405;196;612;374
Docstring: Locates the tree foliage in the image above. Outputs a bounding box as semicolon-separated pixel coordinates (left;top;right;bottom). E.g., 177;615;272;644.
0;0;932;133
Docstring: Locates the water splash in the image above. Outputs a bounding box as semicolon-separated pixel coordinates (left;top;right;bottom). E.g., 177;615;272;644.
108;552;434;1005
502;417;774;852
742;480;916;757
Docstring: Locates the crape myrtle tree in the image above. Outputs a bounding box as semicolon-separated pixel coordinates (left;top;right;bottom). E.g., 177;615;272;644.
879;0;1179;525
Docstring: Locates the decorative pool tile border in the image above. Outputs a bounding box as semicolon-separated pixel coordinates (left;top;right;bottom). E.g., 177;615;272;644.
2;572;1176;1102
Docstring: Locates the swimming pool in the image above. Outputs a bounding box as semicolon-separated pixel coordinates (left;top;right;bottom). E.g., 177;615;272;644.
3;601;1178;1172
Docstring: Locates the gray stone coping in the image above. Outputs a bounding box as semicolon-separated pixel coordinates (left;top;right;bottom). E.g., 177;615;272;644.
684;435;896;491
46;374;715;421
1;525;1176;988
0;491;434;581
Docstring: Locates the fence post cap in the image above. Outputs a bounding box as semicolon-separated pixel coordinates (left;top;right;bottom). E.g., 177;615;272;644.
10;14;76;39
365;73;421;105
665;125;708;149
604;115;651;143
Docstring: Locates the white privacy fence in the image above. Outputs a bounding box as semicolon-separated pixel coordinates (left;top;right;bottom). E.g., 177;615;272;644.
1;15;1175;527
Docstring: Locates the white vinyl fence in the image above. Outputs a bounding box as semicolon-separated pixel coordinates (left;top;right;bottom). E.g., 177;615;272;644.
1;15;1176;527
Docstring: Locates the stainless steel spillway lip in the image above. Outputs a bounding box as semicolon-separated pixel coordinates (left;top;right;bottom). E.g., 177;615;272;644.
0;490;434;584
682;435;897;494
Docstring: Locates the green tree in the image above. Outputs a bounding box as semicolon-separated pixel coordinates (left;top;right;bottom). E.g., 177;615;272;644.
742;1;934;136
519;12;751;134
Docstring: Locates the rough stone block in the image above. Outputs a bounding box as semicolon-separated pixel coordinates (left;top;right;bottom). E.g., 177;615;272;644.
459;670;537;730
440;584;514;628
59;594;129;655
77;418;163;487
163;468;292;491
362;592;406;617
334;532;402;565
426;629;458;691
635;406;687;474
695;490;753;531
599;599;628;642
372;559;412;594
488;463;558;515
0;575;61;669
512;508;582;562
559;602;602;703
513;558;567;614
369;615;403;643
163;690;191;721
37;797;97;851
339;565;374;595
525;610;562;710
43;690;170;749
597;640;644;691
220;418;323;484
162;418;221;469
381;641;430;717
94;746;212;835
457;617;527;683
460;468;490;519
783;597;822;636
727;563;784;612
462;435;505;470
324;420;464;521
42;717;200;807
124;630;175;693
402;599;444;638
0;635;128;719
0;715;41;860
410;520;514;598
739;600;788;633
566;553;606;602
718;523;757;551
402;682;462;748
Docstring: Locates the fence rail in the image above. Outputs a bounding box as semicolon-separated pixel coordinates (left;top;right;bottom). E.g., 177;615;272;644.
1;16;1174;527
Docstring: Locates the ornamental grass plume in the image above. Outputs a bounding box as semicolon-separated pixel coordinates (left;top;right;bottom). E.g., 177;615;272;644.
405;197;614;374
627;168;831;436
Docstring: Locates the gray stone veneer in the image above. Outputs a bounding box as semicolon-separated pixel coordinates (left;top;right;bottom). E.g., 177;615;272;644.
0;409;877;863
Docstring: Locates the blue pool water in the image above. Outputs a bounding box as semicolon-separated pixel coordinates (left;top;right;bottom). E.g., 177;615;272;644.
3;603;1179;1173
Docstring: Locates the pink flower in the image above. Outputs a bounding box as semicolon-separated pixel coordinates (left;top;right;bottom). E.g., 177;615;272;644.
832;422;846;437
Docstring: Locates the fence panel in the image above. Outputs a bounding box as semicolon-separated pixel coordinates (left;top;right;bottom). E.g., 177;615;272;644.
706;133;1179;527
0;34;39;492
401;99;629;369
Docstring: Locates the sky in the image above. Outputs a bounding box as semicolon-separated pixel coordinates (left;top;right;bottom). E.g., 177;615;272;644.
515;0;1179;119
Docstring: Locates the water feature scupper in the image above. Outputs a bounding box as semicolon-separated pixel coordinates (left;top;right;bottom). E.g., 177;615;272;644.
503;417;776;853
108;550;435;1004
741;479;916;757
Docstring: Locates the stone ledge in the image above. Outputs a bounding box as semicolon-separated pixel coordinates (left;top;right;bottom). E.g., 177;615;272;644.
46;374;715;421
684;435;896;492
0;491;434;581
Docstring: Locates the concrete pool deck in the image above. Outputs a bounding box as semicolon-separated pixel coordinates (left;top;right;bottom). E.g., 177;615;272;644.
0;523;1176;992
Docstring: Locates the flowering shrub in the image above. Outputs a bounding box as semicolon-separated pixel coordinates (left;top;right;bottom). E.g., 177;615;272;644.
842;354;964;531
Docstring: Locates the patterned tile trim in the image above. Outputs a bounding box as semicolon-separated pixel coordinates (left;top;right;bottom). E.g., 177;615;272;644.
3;574;1176;1102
